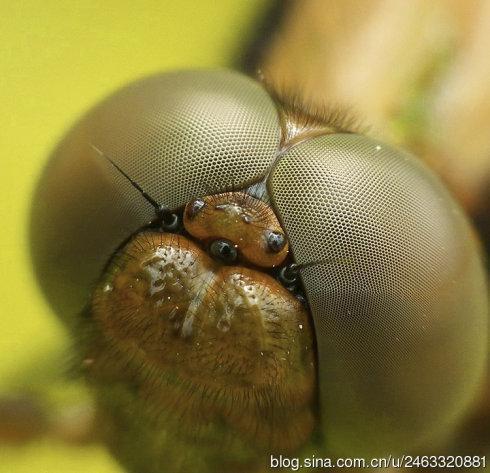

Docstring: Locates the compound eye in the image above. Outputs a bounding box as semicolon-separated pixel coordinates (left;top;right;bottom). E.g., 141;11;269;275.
266;230;286;253
209;239;238;264
186;199;206;219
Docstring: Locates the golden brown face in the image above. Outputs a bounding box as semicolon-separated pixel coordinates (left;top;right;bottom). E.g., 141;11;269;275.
183;192;289;268
85;191;317;473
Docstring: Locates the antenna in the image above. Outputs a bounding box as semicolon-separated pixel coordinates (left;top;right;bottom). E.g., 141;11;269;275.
90;144;167;216
294;257;354;271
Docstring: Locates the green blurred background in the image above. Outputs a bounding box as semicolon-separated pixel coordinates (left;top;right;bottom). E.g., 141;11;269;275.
0;1;271;470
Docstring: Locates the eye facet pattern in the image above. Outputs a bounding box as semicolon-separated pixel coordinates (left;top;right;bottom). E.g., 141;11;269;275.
31;70;281;319
30;70;488;470
269;133;487;456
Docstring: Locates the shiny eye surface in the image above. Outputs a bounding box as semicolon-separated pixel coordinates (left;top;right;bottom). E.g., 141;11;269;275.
266;230;286;252
186;198;205;219
278;264;298;285
209;239;238;263
160;212;180;231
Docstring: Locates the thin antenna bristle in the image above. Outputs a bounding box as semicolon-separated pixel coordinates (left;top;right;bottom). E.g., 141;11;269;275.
295;257;354;271
90;144;161;211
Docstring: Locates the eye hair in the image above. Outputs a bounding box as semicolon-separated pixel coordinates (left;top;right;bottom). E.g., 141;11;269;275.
258;74;366;149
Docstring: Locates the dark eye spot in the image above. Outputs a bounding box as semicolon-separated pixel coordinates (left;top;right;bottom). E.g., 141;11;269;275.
209;239;238;264
187;199;205;218
161;212;180;232
266;231;286;253
278;264;298;285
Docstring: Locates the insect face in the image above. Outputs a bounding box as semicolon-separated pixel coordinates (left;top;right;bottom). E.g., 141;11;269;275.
31;70;488;471
85;191;316;471
183;192;289;268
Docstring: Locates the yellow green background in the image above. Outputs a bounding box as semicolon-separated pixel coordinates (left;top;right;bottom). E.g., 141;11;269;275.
0;1;269;470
